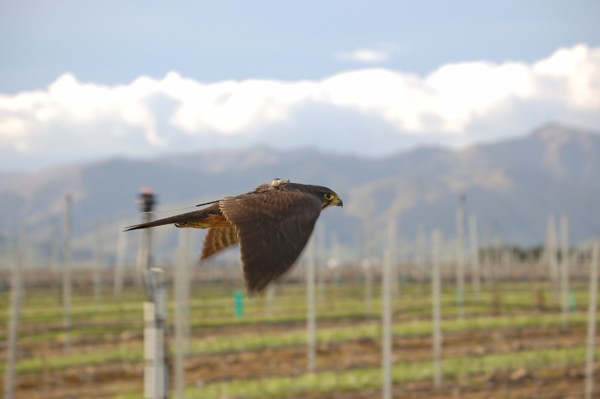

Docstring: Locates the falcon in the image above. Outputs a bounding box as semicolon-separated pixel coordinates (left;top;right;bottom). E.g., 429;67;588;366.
124;179;343;292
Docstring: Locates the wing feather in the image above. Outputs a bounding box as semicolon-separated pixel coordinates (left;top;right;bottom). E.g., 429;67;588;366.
201;226;238;260
220;191;322;293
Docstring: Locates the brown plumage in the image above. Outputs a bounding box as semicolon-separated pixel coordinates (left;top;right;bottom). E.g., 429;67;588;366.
124;179;343;292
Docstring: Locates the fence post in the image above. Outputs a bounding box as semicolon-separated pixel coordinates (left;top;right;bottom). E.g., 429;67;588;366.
4;232;24;399
469;214;481;300
382;218;396;399
63;194;73;353
560;214;570;329
382;249;393;399
546;215;559;301
137;188;169;399
455;205;465;319
432;229;443;388
585;243;599;399
174;228;190;399
93;220;103;303
306;235;317;374
113;229;128;297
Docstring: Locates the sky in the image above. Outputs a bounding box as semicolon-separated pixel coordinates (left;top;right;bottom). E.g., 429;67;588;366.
1;0;599;171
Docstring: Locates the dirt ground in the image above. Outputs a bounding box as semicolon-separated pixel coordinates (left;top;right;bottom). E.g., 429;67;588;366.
8;321;598;399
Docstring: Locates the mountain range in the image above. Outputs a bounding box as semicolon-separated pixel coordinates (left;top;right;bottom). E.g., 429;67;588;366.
1;123;598;266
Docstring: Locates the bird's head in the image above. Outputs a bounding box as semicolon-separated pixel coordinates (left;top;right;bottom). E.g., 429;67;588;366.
314;186;343;209
276;180;343;210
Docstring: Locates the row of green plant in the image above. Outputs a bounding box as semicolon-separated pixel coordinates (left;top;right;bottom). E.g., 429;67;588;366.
0;280;593;344
3;307;591;376
115;345;594;399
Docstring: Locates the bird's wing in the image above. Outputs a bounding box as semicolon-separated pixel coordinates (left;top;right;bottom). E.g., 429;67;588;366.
201;226;239;260
220;190;322;293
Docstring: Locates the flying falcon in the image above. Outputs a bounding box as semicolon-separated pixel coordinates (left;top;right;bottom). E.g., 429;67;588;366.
124;179;343;292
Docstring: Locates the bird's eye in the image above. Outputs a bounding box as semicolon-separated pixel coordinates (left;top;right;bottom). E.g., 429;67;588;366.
324;193;335;201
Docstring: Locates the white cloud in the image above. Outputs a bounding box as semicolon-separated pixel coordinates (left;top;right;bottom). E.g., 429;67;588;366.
1;44;599;169
335;48;391;63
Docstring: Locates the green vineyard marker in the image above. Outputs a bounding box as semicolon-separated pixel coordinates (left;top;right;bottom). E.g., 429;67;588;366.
234;289;244;318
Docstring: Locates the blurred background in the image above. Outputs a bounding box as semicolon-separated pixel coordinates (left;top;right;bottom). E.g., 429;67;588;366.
1;1;600;398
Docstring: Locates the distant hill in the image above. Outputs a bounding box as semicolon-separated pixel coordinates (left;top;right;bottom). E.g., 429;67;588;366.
1;123;599;265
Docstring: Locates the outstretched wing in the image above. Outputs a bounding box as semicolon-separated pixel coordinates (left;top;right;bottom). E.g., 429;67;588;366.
220;191;322;293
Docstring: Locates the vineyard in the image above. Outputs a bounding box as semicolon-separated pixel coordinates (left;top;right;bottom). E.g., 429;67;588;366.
1;252;599;399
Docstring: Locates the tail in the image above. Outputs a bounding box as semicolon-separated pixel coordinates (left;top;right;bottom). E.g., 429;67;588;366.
123;206;219;232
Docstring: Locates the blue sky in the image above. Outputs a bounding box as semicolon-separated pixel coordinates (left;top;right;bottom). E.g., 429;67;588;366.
1;0;599;170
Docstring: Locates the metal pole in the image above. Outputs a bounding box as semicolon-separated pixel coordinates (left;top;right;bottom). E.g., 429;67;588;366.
137;188;169;399
49;222;60;298
63;194;73;353
113;229;128;297
306;235;317;374
174;228;190;399
382;249;393;399
416;224;426;282
585;243;599;399
93;220;102;303
560;214;570;329
546;215;559;301
363;259;373;315
388;217;398;296
469;214;481;300
363;219;373;315
456;204;465;319
382;218;396;399
432;229;443;388
4;233;24;399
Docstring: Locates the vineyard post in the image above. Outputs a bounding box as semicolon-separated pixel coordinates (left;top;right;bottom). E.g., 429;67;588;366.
113;228;128;297
560;214;570;329
469;214;481;300
546;215;559;301
382;218;396;399
136;188;169;399
432;229;443;388
174;228;191;399
3;232;24;399
49;222;60;298
455;204;466;319
306;234;317;374
382;248;393;399
93;220;103;303
585;242;599;399
62;194;73;353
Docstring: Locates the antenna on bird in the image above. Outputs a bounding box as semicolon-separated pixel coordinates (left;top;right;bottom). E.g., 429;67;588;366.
195;199;220;207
